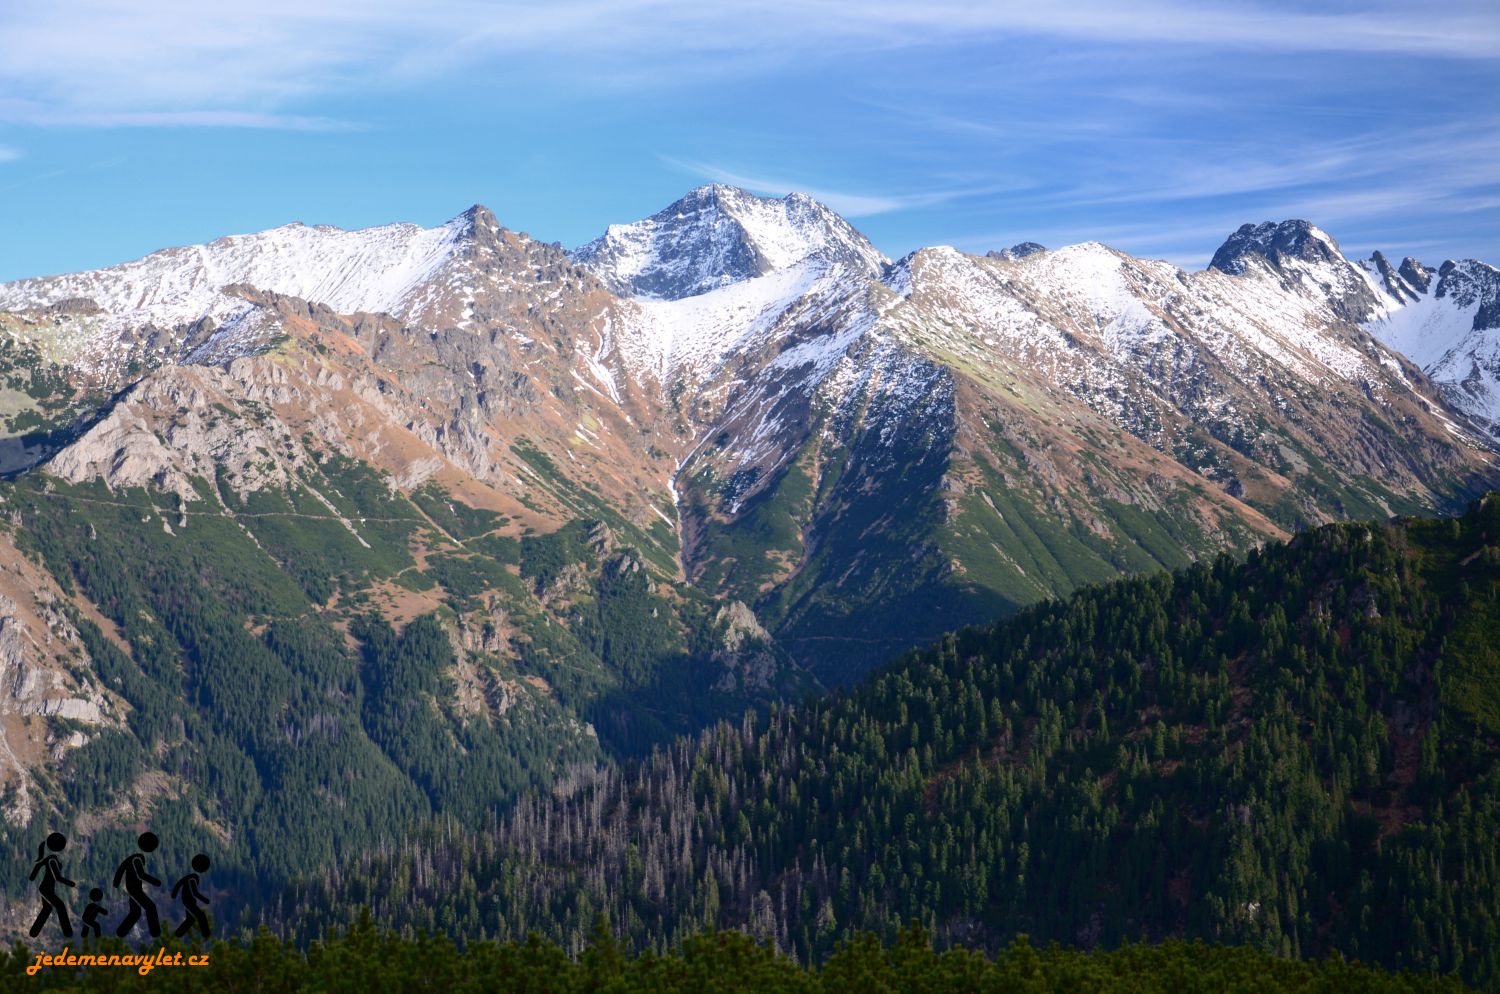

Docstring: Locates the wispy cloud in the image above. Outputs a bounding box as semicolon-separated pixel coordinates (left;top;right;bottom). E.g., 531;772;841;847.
1040;120;1500;209
954;185;1500;269
0;1;1494;130
0;99;359;131
913;99;1500;268
0;146;19;162
0;0;1494;278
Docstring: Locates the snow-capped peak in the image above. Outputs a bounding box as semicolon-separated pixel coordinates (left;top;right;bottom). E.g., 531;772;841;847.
1363;250;1424;304
569;184;888;301
1209;219;1390;323
986;241;1048;262
1208;219;1343;276
1399;256;1433;294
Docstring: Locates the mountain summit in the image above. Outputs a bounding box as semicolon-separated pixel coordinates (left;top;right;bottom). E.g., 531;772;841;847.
1208;219;1390;322
1208;219;1341;275
569;184;887;300
1200;219;1500;436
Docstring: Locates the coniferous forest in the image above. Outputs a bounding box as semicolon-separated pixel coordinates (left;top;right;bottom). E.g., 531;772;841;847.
5;471;1498;990
274;496;1500;990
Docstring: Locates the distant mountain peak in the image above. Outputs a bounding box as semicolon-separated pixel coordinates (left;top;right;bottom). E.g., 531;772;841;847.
1434;259;1500;328
1208;219;1341;276
0;211;477;332
459;203;498;227
569;185;887;301
1366;250;1423;304
1209;219;1390;323
987;242;1048;262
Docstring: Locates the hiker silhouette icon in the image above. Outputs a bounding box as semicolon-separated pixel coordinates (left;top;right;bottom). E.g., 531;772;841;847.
113;831;162;938
171;853;213;939
28;832;75;938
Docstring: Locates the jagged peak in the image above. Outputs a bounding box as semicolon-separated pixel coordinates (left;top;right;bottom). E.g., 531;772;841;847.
1399;256;1433;293
1208;219;1345;276
570;185;887;301
1365;250;1423;304
457;203;498;228
1208;220;1399;323
1437;258;1500;280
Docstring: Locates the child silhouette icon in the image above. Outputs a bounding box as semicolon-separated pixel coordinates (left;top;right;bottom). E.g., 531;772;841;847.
81;888;108;938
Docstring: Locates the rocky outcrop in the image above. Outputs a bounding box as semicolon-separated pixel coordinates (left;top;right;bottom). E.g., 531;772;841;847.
0;531;114;825
1209;220;1389;322
710;601;784;695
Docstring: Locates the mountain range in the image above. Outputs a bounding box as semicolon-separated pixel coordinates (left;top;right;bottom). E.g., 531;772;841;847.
0;186;1497;933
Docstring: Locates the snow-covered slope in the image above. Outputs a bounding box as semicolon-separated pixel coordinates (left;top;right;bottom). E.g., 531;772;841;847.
1209;220;1392;323
616;262;834;380
570;185;887;300
0;204;574;384
1209;221;1499;434
1365;257;1500;433
0;210;476;328
889;234;1387;399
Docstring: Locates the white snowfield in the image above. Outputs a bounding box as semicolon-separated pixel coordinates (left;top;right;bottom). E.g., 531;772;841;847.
618;262;833;380
0;215;471;329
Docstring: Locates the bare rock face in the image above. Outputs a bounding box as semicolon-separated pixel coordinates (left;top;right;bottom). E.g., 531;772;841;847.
0;533;115;825
1209;220;1387;323
460;597;513;657
710;601;782;694
47;364;312;503
715;600;771;651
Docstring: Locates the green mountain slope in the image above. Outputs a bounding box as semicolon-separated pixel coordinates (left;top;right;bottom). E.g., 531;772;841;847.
285;495;1500;989
0;455;800;927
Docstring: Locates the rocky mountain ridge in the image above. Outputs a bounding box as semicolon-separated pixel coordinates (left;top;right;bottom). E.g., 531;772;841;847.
1364;255;1500;436
0;185;1497;828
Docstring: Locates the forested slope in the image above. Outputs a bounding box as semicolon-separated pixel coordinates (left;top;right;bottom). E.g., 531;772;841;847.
0;465;795;928
287;495;1500;989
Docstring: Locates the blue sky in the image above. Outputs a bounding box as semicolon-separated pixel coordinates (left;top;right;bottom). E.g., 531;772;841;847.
1;1;1496;282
